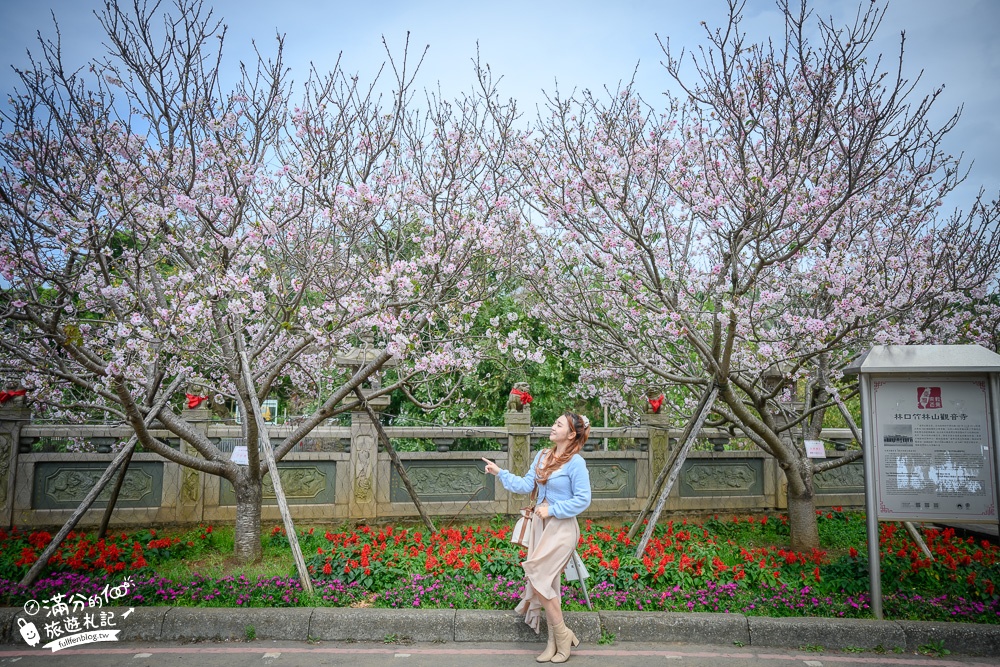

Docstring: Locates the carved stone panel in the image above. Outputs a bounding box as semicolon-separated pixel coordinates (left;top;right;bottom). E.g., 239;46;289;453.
511;435;529;474
644;413;671;480
32;462;163;509
353;434;375;504
651;442;668;480
679;460;764;497
182;468;200;504
390;461;495;503
589;459;637;499
220;462;336;506
814;462;865;494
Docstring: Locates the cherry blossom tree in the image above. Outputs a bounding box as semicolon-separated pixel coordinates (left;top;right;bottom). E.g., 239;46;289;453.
0;0;525;562
517;0;1000;550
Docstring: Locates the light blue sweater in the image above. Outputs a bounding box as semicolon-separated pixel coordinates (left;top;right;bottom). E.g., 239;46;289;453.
497;449;592;519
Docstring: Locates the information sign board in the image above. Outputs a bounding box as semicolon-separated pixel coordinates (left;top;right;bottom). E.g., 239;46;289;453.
870;377;996;522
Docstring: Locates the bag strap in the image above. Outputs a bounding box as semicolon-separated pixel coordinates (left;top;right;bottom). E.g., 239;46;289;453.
529;449;547;503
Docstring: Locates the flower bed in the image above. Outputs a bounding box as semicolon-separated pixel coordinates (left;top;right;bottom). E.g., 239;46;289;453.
1;509;997;624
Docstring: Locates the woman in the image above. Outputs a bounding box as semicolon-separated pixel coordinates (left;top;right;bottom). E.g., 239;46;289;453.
483;412;592;664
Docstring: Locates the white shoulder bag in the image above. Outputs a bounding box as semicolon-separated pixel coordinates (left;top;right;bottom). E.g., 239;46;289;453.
511;505;534;547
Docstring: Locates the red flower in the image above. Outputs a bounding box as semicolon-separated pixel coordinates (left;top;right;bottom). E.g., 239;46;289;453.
14;547;37;567
28;531;52;549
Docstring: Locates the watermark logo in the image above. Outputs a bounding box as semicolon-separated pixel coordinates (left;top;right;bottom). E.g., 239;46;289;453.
19;577;134;652
917;386;942;409
17;618;40;646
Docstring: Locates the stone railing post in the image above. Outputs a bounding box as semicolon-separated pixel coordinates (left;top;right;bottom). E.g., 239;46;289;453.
642;409;671;483
504;388;532;515
0;392;30;528
350;392;389;519
179;404;212;523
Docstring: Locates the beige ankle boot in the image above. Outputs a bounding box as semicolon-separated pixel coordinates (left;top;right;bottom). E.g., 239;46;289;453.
550;621;579;664
536;623;556;662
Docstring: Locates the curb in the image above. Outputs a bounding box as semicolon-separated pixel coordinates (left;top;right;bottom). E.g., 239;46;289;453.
310;608;455;643
2;607;998;656
600;610;749;645
897;620;1000;656
747;616;904;650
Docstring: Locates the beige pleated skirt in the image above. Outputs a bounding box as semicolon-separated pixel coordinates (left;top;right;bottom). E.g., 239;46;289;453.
514;501;580;633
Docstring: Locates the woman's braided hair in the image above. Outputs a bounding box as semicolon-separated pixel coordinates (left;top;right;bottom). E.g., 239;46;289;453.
535;411;590;484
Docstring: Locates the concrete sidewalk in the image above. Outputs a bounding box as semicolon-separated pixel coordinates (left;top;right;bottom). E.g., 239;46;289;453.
2;607;999;656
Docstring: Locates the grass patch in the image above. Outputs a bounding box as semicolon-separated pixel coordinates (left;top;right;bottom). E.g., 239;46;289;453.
148;526;297;582
918;640;950;657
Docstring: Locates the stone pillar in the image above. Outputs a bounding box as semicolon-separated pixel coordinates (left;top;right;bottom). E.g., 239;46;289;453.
349;392;389;519
179;405;211;523
642;410;672;482
504;399;532;515
0;395;30;529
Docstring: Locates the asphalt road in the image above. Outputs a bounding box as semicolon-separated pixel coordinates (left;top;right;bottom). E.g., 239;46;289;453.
1;641;998;667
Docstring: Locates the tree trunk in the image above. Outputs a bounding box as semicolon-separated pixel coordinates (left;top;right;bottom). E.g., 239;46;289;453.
785;467;820;552
233;473;263;563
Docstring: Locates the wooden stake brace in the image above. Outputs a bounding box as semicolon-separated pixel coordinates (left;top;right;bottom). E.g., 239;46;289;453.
353;387;436;533
237;345;314;596
632;384;720;559
20;374;186;588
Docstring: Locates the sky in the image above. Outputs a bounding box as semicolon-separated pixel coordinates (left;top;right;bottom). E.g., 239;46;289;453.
1;0;998;214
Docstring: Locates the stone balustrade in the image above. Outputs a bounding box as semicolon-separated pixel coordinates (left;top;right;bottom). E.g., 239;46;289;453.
0;399;863;529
